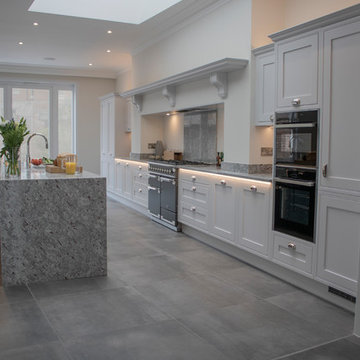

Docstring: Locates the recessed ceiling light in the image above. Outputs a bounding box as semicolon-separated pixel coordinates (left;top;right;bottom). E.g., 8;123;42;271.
28;0;182;24
106;49;111;53
18;41;24;45
89;63;93;66
107;30;112;34
33;22;39;26
166;113;171;116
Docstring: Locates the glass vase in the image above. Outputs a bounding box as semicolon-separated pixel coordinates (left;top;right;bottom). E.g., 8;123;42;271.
5;146;21;178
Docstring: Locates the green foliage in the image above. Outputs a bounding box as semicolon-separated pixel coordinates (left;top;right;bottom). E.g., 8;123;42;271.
0;116;30;157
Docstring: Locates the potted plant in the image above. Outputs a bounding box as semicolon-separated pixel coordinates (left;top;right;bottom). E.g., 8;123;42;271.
0;117;29;177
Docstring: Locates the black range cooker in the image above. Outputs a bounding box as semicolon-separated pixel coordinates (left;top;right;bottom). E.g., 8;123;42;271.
148;161;181;231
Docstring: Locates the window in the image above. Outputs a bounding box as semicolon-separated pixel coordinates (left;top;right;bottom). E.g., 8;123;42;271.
0;82;75;160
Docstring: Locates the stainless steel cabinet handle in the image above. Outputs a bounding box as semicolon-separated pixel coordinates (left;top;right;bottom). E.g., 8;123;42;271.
288;243;296;250
292;98;301;106
191;176;196;181
191;206;196;212
192;186;196;192
220;180;226;185
322;164;328;178
250;185;257;192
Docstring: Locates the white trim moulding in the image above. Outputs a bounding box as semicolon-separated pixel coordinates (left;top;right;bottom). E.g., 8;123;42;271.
120;58;248;109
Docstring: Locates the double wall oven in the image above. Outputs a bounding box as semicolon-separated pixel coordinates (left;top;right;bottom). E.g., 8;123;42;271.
273;110;319;242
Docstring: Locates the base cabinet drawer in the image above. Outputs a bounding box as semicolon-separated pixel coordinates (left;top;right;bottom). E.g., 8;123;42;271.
133;182;148;206
273;233;314;275
179;202;208;231
179;180;210;207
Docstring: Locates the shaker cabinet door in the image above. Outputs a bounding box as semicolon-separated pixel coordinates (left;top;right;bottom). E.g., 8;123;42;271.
276;33;319;109
320;21;360;192
316;192;360;295
255;51;275;126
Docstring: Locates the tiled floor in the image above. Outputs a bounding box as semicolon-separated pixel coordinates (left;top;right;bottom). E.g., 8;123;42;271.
0;199;359;359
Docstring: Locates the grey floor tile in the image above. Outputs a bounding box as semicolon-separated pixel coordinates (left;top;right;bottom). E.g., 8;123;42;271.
170;247;247;274
0;301;57;353
38;286;170;341
0;285;34;304
65;320;230;360
109;253;194;286
0;341;71;360
134;273;258;318
29;274;126;300
279;337;360;360
267;290;354;337
212;266;297;299
176;300;339;360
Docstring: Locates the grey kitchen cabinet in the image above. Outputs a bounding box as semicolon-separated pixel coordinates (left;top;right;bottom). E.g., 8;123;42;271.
254;45;275;126
210;176;237;243
316;191;360;295
275;32;319;109
320;20;360;192
237;181;272;256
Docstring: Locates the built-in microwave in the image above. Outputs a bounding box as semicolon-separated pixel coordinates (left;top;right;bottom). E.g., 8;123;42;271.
275;110;318;167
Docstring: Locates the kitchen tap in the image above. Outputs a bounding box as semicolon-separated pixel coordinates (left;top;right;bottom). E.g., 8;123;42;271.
26;133;49;167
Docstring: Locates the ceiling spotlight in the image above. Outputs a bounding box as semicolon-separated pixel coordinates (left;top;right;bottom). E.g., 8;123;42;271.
33;22;39;26
166;113;171;116
106;49;111;53
107;30;112;34
18;41;24;45
89;63;93;66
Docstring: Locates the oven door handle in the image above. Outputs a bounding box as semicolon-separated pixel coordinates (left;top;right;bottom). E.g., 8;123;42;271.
148;174;158;179
274;178;316;187
275;123;317;129
160;177;176;184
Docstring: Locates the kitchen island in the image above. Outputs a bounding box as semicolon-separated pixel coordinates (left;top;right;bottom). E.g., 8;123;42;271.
0;168;107;286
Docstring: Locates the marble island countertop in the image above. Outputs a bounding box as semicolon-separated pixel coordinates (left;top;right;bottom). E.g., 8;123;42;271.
0;167;103;181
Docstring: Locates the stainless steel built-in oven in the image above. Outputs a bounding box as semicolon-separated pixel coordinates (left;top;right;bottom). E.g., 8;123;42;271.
274;168;316;242
275;111;318;166
273;110;319;242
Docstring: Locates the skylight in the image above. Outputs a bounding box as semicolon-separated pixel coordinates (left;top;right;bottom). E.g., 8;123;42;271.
28;0;182;24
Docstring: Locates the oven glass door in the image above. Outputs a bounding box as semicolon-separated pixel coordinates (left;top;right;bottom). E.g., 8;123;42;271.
275;126;317;166
148;175;160;218
274;181;315;242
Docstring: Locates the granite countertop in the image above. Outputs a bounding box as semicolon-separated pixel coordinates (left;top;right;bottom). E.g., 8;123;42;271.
0;167;103;181
116;157;272;182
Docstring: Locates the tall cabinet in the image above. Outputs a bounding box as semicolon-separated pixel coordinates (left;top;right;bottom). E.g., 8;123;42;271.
100;93;131;191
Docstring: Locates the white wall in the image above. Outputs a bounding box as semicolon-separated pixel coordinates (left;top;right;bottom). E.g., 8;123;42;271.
0;72;115;174
252;0;360;48
117;0;255;165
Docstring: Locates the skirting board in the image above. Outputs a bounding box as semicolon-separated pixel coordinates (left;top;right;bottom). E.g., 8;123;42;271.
182;224;355;314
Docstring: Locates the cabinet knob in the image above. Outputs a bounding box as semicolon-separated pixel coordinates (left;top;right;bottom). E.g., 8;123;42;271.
250;185;257;192
126;162;129;166
138;165;142;170
192;186;196;192
292;98;301;106
191;206;196;212
269;114;274;122
220;180;226;185
139;174;142;178
288;243;296;250
138;189;142;193
191;176;196;181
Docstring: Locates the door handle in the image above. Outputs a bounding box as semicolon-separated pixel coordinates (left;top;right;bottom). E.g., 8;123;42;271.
322;164;328;178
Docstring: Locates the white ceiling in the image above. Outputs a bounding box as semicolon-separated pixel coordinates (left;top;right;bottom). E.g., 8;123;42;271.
0;0;222;78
